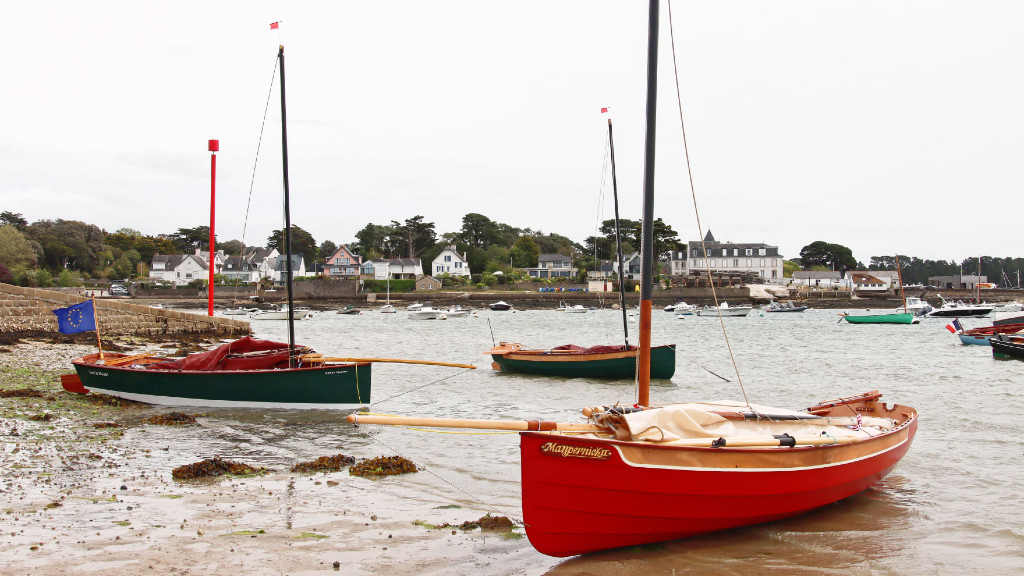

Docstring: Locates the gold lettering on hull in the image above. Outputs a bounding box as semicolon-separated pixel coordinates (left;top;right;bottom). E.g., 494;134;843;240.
540;441;612;461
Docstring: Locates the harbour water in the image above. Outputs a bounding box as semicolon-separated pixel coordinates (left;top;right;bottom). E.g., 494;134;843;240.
144;307;1024;574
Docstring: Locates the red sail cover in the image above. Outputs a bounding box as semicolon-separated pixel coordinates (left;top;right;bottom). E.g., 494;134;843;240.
551;344;636;354
147;337;300;371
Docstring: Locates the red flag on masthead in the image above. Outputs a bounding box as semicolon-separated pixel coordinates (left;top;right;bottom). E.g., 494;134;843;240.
601;107;609;113
270;22;280;30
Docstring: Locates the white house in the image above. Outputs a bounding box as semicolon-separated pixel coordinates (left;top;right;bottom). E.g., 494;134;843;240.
615;252;643;279
686;230;785;284
847;272;889;293
371;258;423;280
792;271;843;288
149;254;209;286
431;246;471;277
665;250;688;277
221;255;260;283
271;254;308;284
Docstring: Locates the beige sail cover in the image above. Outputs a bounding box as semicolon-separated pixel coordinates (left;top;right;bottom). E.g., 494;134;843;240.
615;401;894;443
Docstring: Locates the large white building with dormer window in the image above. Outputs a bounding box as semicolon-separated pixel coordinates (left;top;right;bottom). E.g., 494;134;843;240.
686;230;784;283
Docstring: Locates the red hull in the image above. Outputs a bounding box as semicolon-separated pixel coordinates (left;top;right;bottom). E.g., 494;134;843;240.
520;414;917;557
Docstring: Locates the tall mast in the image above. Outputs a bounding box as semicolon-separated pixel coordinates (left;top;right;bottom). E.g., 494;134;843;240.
607;118;629;348
637;0;660;407
895;253;906;311
278;45;296;366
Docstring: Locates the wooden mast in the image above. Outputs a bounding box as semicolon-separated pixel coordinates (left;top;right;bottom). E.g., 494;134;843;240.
278;45;297;367
607;118;629;348
895;253;907;312
637;0;660;407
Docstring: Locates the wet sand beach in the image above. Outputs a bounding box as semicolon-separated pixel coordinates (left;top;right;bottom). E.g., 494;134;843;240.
0;340;549;576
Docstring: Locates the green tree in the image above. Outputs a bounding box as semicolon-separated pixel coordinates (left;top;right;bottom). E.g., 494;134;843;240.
353;223;394;258
389;215;437;258
266;225;317;271
218;239;246;257
318;240;338;262
799;241;857;272
112;255;133;280
106;231;176;263
0;225;38;269
511;236;540;268
0;211;28;230
56;269;81;287
34;269;53;287
169;226;211;253
24;219;105;273
783;260;801;278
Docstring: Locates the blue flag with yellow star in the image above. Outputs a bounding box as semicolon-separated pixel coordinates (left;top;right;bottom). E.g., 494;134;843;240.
53;300;97;334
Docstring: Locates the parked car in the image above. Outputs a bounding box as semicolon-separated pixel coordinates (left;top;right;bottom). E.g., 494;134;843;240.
109;284;129;296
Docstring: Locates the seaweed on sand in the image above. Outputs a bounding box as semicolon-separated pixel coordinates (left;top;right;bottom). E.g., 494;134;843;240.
290;454;355;473
349;455;417;478
172;456;272;479
144;412;199;426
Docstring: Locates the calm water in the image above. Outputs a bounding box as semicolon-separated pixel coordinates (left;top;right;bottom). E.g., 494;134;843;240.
193;306;1024;574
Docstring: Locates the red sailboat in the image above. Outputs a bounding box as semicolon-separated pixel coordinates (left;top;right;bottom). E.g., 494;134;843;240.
348;0;917;557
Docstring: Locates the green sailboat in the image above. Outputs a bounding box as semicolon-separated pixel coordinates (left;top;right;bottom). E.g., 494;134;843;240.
840;254;919;325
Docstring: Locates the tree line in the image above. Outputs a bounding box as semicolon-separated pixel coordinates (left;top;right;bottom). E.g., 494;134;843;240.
2;209;1022;288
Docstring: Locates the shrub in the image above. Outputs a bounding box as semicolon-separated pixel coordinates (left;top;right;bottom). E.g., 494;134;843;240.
34;269;53;287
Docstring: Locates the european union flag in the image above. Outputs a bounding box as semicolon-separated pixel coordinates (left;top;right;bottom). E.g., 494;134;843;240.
53;300;97;334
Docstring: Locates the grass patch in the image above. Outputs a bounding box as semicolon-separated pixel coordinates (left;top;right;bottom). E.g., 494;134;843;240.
293;532;328;540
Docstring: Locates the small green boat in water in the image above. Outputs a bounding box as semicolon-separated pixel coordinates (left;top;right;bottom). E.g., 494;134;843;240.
840;312;919;325
487;342;676;379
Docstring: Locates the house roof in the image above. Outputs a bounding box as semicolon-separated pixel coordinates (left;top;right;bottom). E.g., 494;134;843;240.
858;270;900;280
245;247;277;262
704;229;716;242
152;254;208;271
539;253;571;262
273;255;304;271
373;258;422;267
851;273;885;284
223;256;253;271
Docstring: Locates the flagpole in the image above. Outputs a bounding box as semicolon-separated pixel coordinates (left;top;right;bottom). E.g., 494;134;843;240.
91;297;104;360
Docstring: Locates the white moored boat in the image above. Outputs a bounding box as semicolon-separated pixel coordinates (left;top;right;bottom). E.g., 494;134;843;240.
696;301;752;317
250;305;314;320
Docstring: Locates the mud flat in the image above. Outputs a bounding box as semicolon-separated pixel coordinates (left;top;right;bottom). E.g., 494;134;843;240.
0;339;557;576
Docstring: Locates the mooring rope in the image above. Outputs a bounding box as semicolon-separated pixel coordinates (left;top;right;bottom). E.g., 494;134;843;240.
667;1;752;411
368;368;475;408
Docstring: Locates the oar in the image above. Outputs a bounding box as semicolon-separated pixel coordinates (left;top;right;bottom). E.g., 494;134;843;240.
345;414;863;447
101;352;158;366
346;413;603;432
302;355;475;370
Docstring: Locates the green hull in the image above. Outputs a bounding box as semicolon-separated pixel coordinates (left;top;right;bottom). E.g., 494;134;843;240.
492;345;676;379
73;361;372;409
842;313;917;324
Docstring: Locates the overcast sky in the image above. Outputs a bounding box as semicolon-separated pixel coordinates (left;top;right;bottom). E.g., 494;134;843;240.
4;1;1022;264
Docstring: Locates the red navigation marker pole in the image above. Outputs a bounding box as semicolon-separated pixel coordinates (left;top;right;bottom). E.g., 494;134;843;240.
208;139;219;316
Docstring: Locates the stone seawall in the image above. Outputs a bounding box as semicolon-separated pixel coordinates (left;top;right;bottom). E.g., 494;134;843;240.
0;284;250;337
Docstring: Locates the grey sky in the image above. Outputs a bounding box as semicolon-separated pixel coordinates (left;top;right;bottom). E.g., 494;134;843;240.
4;1;1021;264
